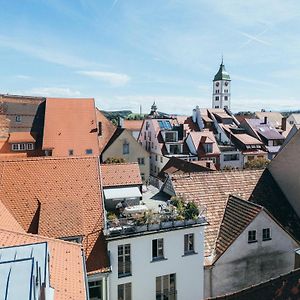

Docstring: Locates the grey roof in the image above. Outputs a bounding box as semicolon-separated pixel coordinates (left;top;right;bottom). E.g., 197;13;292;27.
247;118;285;140
213;63;231;81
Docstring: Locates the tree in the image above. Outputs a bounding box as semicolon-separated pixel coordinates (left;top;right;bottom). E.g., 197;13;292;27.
244;157;269;169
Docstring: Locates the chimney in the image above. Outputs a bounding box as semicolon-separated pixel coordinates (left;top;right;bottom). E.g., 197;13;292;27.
281;117;287;131
118;117;124;128
192;109;197;123
264;116;268;124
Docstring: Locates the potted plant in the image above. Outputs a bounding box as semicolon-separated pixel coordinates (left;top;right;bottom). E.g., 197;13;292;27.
107;212;119;227
174;214;185;227
184;201;199;225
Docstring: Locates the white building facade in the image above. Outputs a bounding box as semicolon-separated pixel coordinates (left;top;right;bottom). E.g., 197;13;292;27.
107;223;206;300
212;61;231;110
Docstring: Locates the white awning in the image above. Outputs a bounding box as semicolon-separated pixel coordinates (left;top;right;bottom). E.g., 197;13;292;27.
104;187;142;200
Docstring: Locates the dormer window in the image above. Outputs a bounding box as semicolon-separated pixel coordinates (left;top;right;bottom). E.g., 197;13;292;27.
203;143;213;153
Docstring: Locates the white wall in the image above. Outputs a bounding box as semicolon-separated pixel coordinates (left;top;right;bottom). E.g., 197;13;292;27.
220;151;243;169
108;226;205;300
204;210;299;298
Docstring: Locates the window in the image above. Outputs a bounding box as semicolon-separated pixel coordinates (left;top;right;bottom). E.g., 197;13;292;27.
169;144;181;154
248;230;257;243
215;96;219;101
141;173;145;181
118;283;132;300
152;238;164;260
155;155;158;161
15;115;21;122
123;142;129;154
86;149;93;155
215;106;219;109
164;131;177;142
89;280;102;300
262;228;271;241
156;274;176;300
98;122;102;136
69;149;74;156
290;121;294;125
138;157;145;165
12;144;19;151
203;143;213;153
144;131;146;140
160;156;163;163
118;244;131;277
184;233;195;254
27;143;34;150
224;154;239;161
224;96;228;100
20;143;26;150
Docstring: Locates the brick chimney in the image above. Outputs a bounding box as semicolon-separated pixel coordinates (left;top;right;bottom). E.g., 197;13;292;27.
281;117;287;131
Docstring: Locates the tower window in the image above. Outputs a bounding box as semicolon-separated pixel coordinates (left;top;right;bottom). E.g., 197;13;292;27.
224;96;228;100
215;96;219;101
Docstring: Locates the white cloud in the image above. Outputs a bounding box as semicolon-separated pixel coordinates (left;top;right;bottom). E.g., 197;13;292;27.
15;75;32;80
77;70;131;86
27;87;81;97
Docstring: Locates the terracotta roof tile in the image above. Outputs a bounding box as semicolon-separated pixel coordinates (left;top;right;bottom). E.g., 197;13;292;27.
96;109;116;154
0;156;108;274
171;169;300;260
8;132;36;143
0;229;87;300
215;195;262;259
0;200;24;232
101;162;142;187
123;120;143;131
43;98;100;157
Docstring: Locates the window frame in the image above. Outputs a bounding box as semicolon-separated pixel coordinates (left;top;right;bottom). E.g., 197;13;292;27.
118;244;131;278
156;273;176;300
248;230;257;243
152;238;164;261
86;149;93;155
117;282;132;300
184;233;195;255
123;142;129;155
262;228;271;241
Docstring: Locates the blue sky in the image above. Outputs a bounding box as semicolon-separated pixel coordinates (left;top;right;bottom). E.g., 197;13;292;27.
1;0;300;114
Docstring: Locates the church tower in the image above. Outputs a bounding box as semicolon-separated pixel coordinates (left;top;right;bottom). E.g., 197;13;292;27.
212;59;231;110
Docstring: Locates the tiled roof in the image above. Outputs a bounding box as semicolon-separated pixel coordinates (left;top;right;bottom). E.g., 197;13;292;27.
208;268;300;300
0;156;108;274
123;120;143;131
158;157;215;181
189;131;221;156
215;195;262;258
43;98;100;157
101;162;142;187
246;119;285;140
96;109;116;154
0;200;24;233
171;169;300;259
176;116;200;132
8;132;36;143
0;229;87;300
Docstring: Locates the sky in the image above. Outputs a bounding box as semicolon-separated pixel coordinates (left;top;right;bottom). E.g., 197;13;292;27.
0;0;300;114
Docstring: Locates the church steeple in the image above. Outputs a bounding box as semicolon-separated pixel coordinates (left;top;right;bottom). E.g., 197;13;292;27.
212;59;231;110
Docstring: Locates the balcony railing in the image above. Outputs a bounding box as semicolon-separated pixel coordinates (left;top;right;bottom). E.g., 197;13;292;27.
105;216;206;237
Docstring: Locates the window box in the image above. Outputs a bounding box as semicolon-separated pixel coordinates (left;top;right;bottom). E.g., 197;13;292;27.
174;220;185;227
161;221;173;229
148;223;160;231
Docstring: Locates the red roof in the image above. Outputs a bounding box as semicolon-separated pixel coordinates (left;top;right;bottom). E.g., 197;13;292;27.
43;98;100;157
0;229;87;300
0;156;108;274
101;163;142;187
8;132;36;143
123;120;143;131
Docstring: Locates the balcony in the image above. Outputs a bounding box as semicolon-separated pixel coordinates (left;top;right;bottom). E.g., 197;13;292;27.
104;196;207;238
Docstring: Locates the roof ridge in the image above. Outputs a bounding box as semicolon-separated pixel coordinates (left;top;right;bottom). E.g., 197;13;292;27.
0;155;99;163
0;228;83;248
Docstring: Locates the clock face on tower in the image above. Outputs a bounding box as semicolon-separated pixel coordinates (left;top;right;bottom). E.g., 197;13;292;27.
216;82;219;87
225;81;229;86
